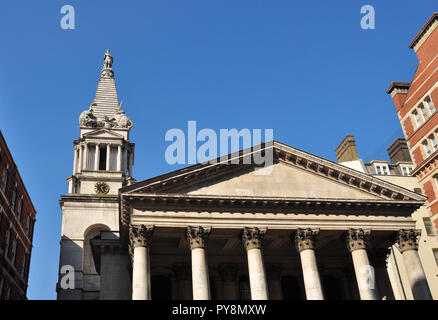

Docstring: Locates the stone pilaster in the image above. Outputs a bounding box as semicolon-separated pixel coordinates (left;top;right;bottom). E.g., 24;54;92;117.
219;264;239;300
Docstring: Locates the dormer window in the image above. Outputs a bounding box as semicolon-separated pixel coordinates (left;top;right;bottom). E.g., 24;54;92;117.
374;163;389;175
401;165;413;176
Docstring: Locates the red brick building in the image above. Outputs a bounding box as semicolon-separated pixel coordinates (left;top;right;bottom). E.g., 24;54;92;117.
0;130;36;299
388;13;438;232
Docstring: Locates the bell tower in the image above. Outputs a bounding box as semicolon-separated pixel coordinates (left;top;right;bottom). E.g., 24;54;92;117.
57;50;133;300
67;49;135;196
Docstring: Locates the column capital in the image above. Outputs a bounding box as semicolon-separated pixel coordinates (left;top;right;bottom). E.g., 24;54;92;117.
397;229;420;253
186;226;211;250
129;225;154;248
346;228;371;252
241;227;267;251
294;228;319;252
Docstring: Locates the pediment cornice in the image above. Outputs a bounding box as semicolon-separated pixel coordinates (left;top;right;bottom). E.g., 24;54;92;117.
121;141;426;203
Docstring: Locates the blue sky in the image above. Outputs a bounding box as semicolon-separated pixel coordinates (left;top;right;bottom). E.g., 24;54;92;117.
0;0;436;299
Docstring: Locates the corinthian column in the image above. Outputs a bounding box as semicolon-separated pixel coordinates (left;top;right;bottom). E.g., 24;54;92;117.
130;225;154;300
294;228;324;300
347;228;378;300
241;227;269;300
186;226;211;300
397;229;432;300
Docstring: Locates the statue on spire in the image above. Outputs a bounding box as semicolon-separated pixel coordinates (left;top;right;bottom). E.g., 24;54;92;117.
101;49;114;78
103;49;113;69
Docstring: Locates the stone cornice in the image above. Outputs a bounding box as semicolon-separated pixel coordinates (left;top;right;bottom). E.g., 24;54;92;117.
120;141;426;203
120;193;424;229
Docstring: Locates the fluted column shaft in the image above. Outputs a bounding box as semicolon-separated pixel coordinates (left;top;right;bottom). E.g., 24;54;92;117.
295;228;324;300
130;225;154;300
241;227;268;300
397;229;432;300
186;226;211;300
347;229;378;300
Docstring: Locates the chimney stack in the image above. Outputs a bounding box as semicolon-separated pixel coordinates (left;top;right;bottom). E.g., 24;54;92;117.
387;138;412;163
387;82;411;112
335;135;359;163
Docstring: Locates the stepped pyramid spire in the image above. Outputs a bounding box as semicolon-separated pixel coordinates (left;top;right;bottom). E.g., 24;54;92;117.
78;50;132;130
92;49;120;120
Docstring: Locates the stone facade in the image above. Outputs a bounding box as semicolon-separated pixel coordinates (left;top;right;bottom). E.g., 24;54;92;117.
57;51;434;300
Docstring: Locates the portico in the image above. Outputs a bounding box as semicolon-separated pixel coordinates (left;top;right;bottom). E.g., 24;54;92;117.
116;141;432;300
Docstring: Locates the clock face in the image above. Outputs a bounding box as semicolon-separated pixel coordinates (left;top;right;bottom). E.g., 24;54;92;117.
95;182;110;195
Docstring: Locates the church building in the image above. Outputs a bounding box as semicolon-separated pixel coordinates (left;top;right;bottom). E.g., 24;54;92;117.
57;50;433;300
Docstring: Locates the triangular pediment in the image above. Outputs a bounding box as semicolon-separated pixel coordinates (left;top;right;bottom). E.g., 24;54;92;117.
83;128;124;139
122;141;426;203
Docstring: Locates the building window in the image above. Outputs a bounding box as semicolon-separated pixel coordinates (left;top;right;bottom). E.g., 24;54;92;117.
374;164;389;175
431;135;438;152
434;249;438;267
17;198;22;221
10;188;16;210
4;228;10;257
424;217;437;236
1;168;7;193
413;110;421;127
21;253;28;278
25;217;31;237
420;104;429;121
426;97;435;114
424;140;432;156
10;239;17;265
99;147;107;170
401;166;413;176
